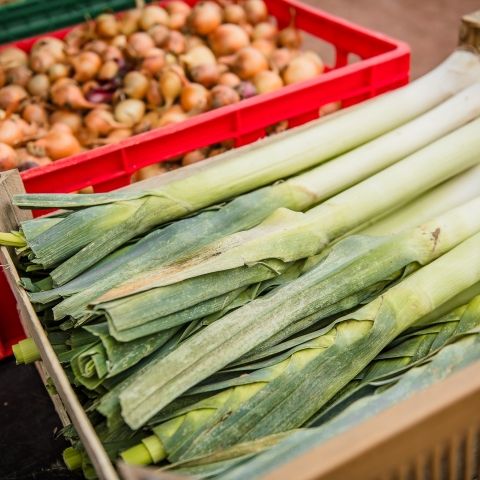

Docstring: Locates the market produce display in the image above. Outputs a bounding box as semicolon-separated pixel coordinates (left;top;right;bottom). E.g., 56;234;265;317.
0;0;324;177
3;50;480;479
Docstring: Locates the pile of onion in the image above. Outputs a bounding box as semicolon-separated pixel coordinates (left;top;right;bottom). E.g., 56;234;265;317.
0;0;323;179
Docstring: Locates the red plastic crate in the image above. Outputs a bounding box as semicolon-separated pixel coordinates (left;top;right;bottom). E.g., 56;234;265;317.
0;0;410;359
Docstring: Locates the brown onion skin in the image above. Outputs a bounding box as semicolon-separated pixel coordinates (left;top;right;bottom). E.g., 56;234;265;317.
166;31;186;55
253;70;283;94
22;103;48;126
231;46;268;80
218;72;241;88
209;24;250;56
180;83;210;112
6;65;32;87
282;55;323;85
189;1;222;36
29;126;82;160
223;4;247;25
0;85;27;111
244;0;268;24
0;142;18;170
50;110;83;134
209;85;240;109
190;64;221;88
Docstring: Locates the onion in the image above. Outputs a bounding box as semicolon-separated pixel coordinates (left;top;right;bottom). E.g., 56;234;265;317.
123;71;149;99
230;46;268;79
30;50;56;73
166;31;186;55
169;12;188;30
282;54;323;85
166;1;191;16
16;148;52;170
27;74;50;98
302;50;324;70
0;118;24;145
0;85;27;110
141;48;165;76
190;64;221;88
85;108;124;135
32;38;65;62
120;9;142;35
84;39;108;56
244;0;268;24
180;82;209;112
139;6;169;30
51;81;97;109
253;70;283;93
209;84;240;109
185;35;205;50
103;45;124;63
182;149;205;166
181;45;217;70
128;32;155;58
29;126;82;160
278;26;302;49
236;80;257;99
22;103;48;126
159;68;183;107
133;111;160;134
96;14;119;38
5;65;32;87
319;101;341;116
189;1;222;35
270;48;296;72
114;99;145;127
64;25;89;53
223;4;246;24
253;22;278;41
158;105;187;127
72;51;102;82
98;60;119;80
218;71;241;87
251;38;275;57
209;24;250;56
112;35;128;49
0;142;18;170
133;164;168;182
100;128;132;144
50;110;82;133
48;63;70;81
148;25;170;47
0;48;28;70
146;78;163;106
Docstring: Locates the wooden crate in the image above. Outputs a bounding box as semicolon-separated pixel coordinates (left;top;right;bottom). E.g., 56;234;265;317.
2;167;480;480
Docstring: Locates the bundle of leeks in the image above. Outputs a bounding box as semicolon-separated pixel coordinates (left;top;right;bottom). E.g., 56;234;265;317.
4;50;480;479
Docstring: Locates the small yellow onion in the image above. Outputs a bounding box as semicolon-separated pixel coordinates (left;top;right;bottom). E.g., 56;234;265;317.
0;142;18;170
32;37;66;62
166;31;186;55
132;164;168;182
180;82;210;112
278;25;303;49
22;103;48;126
27;74;50;98
148;25;170;47
182;149;206;166
120;9;142;35
84;39;109;56
230;46;268;80
98;60;119;81
252;22;278;41
269;48;297;72
146;78;163;106
123;71;149;99
111;34;128;49
169;12;188;30
181;45;217;71
165;1;191;16
139;6;169;31
190;64;222;88
158;105;187;127
0;47;28;70
85;108;124;136
189;1;222;35
133;111;160;134
51;80;97;109
96;14;119;38
0;85;27;110
50;110;83;134
103;45;124;63
185;35;205;50
114;99;146;127
218;71;241;88
282;53;323;85
142;48;166;76
6;65;32;87
253;70;283;94
48;63;70;81
209;24;250;56
223;4;246;25
209;84;240;109
29;124;82;160
30;50;56;73
72;51;102;82
251;38;275;57
244;0;268;24
128;32;155;58
159;68;183;107
0;118;25;146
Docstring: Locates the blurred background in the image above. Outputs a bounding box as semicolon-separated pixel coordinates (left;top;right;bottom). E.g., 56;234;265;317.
305;0;479;78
